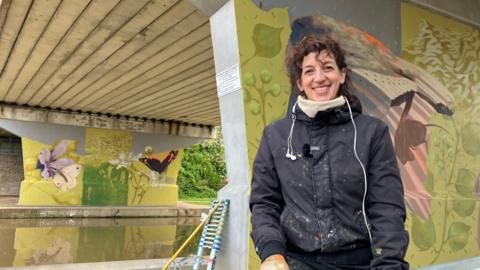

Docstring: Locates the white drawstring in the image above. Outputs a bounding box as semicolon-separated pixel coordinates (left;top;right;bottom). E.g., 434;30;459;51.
286;102;298;161
344;96;373;243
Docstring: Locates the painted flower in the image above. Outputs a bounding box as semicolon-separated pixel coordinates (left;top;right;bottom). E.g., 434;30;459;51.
109;152;141;169
37;140;75;180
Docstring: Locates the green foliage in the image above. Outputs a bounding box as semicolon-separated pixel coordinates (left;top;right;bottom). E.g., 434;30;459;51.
447;222;471;252
177;132;227;199
412;215;436;251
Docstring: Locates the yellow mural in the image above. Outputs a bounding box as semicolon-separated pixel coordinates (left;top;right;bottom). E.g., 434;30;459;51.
401;3;480;268
10;224;176;266
233;0;291;268
237;0;480;268
13;227;79;266
19;128;183;206
19;138;83;205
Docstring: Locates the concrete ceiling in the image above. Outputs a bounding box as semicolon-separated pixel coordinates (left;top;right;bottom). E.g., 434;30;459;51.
0;0;221;128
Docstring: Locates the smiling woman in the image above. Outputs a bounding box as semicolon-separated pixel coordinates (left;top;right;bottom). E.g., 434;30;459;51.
297;50;346;102
249;33;409;270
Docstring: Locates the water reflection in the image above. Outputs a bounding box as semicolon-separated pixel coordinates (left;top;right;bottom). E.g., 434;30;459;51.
0;217;200;267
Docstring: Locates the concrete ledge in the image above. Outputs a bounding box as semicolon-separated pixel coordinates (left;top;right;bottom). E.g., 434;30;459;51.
416;256;480;270
0;216;200;228
0;257;207;270
0;205;208;219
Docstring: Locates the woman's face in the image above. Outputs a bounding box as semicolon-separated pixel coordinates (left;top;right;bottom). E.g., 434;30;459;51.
297;50;346;102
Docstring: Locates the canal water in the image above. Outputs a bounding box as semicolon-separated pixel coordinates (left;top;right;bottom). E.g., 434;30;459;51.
0;217;201;267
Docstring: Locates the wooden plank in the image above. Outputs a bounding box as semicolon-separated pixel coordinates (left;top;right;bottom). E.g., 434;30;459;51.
162;104;220;123
0;0;11;34
46;0;182;108
16;0;120;105
116;76;215;119
60;0;198;109
143;83;217;118
146;83;218;116
27;0;151;106
183;105;220;120
180;112;219;124
142;82;217;116
117;69;215;115
88;47;214;112
75;35;213;110
0;0;31;82
0;0;59;100
6;0;91;103
154;94;219;119
116;74;216;117
55;6;208;109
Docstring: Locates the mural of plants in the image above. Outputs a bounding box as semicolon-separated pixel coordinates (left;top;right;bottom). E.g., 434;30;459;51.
401;3;480;266
83;148;179;206
234;1;292;269
236;0;291;165
82;162;130;206
243;69;284;128
19;127;183;206
241;23;284;66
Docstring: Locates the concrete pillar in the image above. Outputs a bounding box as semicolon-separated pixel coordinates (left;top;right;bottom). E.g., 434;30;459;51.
210;1;250;269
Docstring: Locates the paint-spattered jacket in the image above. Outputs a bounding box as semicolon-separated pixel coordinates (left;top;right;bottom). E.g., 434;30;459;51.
250;99;409;269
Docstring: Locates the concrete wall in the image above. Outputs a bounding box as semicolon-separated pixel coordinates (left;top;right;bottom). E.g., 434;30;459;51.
0;134;23;195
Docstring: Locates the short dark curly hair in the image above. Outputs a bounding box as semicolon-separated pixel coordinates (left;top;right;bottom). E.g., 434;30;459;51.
285;34;355;102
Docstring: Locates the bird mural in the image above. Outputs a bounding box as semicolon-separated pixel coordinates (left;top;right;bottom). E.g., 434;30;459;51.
287;16;455;220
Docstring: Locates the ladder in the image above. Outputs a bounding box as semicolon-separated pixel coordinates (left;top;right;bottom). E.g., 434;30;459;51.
193;199;230;270
163;199;230;270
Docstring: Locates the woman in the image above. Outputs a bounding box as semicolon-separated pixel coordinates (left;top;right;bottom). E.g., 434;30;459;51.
249;34;409;270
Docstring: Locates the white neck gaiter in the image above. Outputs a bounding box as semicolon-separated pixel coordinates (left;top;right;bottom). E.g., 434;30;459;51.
297;95;346;118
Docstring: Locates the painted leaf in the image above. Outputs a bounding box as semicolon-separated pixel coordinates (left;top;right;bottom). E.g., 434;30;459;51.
452;196;476;217
447;222;470;252
252;23;283;58
456;168;476;197
412;215;436;251
249;99;261;115
260;69;272;83
269;83;281;97
243;72;256;87
461;123;480;156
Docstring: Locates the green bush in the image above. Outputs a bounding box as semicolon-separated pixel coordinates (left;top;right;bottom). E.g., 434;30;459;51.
178;131;227;199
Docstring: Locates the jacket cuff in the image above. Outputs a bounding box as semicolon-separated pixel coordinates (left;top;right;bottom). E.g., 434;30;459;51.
258;240;287;261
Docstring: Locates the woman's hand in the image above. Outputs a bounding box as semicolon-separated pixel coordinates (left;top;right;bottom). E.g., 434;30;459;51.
260;254;289;270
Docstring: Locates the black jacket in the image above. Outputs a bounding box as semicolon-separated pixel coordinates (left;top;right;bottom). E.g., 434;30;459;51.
250;99;409;269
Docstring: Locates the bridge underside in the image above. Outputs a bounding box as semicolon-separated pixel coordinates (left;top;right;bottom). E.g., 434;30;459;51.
0;0;222;137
